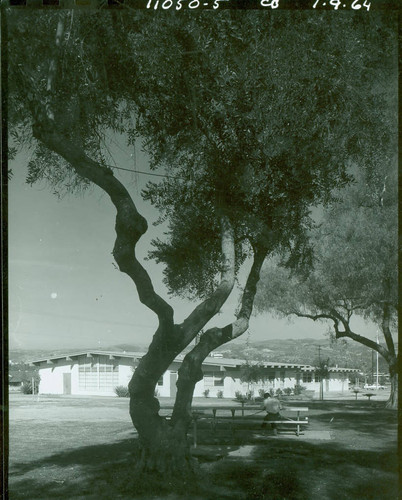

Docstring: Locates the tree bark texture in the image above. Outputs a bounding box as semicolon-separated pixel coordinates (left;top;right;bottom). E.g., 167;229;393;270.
385;357;398;409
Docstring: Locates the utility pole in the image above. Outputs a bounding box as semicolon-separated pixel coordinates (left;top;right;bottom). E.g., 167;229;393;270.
371;349;374;384
318;345;323;401
376;332;379;389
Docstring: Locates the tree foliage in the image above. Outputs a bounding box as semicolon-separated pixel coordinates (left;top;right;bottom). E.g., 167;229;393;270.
255;160;397;328
8;10;397;297
240;362;270;385
254;156;398;406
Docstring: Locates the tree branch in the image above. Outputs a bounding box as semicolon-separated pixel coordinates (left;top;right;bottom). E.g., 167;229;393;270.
335;326;391;361
291;307;392;363
171;246;267;425
177;216;236;348
229;246;268;339
181;245;268;357
33;124;174;327
31;15;175;327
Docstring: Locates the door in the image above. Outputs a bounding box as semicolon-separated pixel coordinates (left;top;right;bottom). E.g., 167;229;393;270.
63;373;72;395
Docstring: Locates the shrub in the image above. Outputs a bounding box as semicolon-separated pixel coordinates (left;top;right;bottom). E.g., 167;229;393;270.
217;390;224;399
21;381;38;394
235;391;247;402
275;388;283;396
283;387;292;396
246;390;254;400
269;388;275;397
293;384;306;395
203;389;210;398
115;386;130;397
258;389;266;398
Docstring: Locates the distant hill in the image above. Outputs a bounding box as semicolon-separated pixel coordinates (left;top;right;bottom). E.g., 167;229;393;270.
218;338;392;374
9;338;394;375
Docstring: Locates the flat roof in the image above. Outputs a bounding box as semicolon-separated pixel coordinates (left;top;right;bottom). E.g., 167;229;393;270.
30;350;358;372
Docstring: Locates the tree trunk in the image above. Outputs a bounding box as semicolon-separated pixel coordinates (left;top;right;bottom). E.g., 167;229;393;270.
135;417;194;475
386;358;398;409
128;348;196;475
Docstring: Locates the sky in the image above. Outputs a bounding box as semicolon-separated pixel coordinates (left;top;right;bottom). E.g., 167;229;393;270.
8;136;380;352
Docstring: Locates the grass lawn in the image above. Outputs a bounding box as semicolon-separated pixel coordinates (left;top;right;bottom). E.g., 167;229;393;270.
7;393;398;499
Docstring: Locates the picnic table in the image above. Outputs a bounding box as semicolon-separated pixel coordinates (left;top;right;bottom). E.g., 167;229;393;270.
162;403;309;446
268;406;309;436
363;393;375;401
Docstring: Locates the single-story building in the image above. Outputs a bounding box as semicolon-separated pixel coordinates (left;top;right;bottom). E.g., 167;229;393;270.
30;350;358;398
8;373;25;392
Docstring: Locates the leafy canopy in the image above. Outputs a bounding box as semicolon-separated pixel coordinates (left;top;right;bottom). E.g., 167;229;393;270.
254;157;398;330
8;10;397;300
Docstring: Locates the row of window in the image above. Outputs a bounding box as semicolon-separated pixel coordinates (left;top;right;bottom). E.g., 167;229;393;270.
78;356;119;390
76;355;330;390
157;372;225;387
155;372;327;387
301;373;328;383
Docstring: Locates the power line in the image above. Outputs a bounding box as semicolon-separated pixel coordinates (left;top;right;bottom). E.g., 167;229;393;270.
109;164;185;181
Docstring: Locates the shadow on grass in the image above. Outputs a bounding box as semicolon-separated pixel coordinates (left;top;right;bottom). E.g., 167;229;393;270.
9;403;398;500
10;437;246;500
311;407;397;439
245;438;398;500
10;430;399;500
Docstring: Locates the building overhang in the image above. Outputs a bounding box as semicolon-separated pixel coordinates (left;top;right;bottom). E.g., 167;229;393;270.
29;350;359;374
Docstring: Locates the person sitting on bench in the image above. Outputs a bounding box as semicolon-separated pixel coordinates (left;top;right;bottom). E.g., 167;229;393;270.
261;392;282;434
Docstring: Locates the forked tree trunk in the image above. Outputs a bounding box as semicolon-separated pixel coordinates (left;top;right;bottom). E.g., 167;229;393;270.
128;359;196;474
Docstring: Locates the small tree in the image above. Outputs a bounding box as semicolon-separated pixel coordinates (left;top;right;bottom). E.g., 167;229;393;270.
240;362;269;397
256;163;398;409
314;358;330;401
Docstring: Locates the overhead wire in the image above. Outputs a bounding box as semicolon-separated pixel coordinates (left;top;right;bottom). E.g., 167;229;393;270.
108;164;185;181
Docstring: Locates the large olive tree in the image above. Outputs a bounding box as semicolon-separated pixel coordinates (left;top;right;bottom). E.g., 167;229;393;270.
8;7;396;473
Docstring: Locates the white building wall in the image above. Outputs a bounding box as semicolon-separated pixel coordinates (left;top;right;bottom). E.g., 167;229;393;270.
119;363;134;388
39;366;63;394
194;379;204;397
156;371;171;397
39;363;75;394
37;354;354;398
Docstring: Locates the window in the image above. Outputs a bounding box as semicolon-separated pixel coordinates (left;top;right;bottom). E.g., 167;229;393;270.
78;355;119;391
204;372;224;387
302;373;313;383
